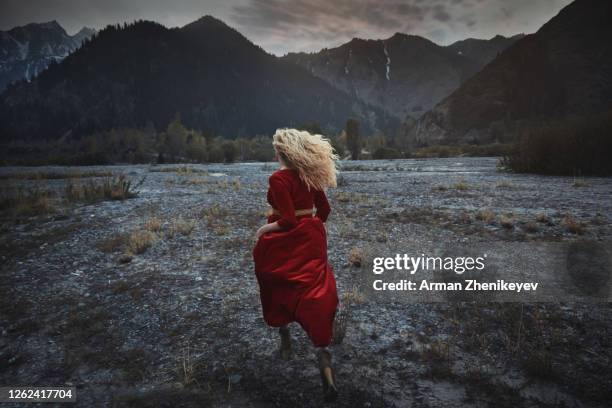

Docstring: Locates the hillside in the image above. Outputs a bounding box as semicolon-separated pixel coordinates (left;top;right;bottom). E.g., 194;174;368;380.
282;33;521;120
0;16;397;142
406;0;612;146
446;34;525;68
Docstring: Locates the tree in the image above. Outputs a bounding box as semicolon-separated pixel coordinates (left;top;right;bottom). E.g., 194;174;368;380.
163;115;188;160
346;118;360;160
207;138;225;162
186;133;207;162
222;141;237;163
329;135;345;158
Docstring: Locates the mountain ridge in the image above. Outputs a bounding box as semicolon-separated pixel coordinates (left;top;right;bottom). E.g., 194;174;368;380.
281;32;522;120
0;20;96;90
0;16;397;141
405;0;612;146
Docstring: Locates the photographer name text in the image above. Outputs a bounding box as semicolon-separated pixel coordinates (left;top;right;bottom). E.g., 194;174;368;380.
373;279;538;292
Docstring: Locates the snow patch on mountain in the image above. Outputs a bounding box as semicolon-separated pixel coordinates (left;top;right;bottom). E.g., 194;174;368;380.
383;43;390;81
345;49;352;75
0;21;96;90
13;39;29;60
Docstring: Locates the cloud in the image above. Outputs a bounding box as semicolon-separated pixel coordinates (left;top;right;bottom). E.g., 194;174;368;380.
432;4;452;22
231;0;573;55
1;0;574;56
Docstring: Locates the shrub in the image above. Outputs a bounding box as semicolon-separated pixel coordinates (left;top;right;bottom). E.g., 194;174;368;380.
500;111;612;176
0;187;55;217
372;147;402;159
413;143;513;158
65;174;144;203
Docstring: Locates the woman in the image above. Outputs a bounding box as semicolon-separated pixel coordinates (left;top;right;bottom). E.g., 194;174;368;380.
253;128;339;402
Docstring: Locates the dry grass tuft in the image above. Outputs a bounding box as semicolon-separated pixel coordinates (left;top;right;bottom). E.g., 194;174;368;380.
348;247;364;267
475;209;495;224
176;343;203;387
499;214;515;229
127;230;156;254
212;224;230;235
144;217;162;233
535;213;550;224
166;218;196;237
458;211;472;224
64;174;143;203
335;191;352;203
496;181;514;189
524;222;539;233
174;218;196;236
343;285;366;306
333;285;364;345
0;187;55;217
97;234;126;253
200;204;230;220
454;180;470;190
423;340;452;362
563;215;584;235
572;178;588;188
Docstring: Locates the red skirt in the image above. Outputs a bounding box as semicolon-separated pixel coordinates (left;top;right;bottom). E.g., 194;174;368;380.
253;217;338;347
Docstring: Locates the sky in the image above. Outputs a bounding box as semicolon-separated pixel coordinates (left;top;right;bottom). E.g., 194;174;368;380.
0;0;573;55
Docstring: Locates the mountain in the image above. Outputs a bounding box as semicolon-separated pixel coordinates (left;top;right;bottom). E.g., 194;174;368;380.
282;33;521;120
0;16;397;142
406;0;612;146
447;34;525;68
0;21;95;91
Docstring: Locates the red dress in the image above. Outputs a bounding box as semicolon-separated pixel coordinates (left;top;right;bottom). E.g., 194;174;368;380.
253;169;338;347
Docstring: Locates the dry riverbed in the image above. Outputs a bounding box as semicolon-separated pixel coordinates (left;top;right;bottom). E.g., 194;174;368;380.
1;158;611;407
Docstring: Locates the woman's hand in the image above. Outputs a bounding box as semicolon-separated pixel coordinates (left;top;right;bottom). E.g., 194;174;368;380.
255;225;269;240
255;222;283;240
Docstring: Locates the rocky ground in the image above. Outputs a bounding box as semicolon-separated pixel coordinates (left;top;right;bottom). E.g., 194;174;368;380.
0;157;611;407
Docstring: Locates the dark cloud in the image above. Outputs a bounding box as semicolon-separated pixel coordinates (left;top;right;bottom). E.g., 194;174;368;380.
0;0;242;34
1;0;573;55
231;0;573;54
432;5;451;22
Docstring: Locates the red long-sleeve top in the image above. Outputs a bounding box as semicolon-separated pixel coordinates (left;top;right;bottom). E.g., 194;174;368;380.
267;169;331;230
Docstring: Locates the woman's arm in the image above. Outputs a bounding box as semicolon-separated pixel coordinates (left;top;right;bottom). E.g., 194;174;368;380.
313;189;331;222
268;174;297;229
255;173;296;239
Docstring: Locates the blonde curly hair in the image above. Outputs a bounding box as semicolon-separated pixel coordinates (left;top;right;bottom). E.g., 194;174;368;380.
272;128;338;191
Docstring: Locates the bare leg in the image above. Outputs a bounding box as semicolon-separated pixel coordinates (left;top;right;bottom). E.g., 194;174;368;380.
317;347;338;402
